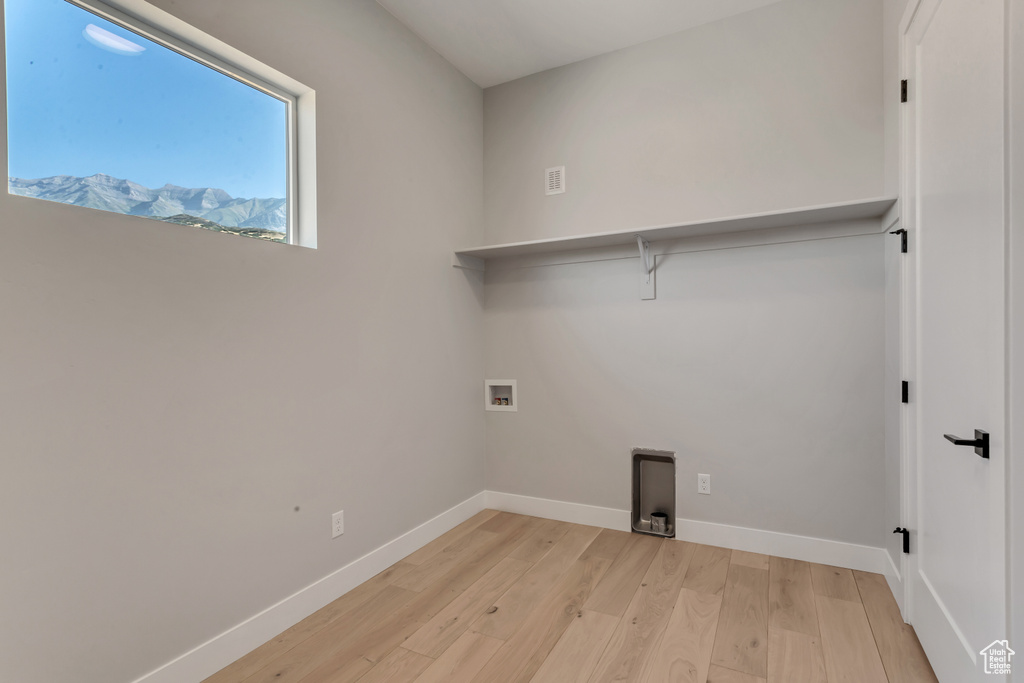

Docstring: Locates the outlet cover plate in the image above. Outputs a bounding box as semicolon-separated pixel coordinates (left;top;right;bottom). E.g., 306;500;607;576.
697;474;711;495
332;510;344;538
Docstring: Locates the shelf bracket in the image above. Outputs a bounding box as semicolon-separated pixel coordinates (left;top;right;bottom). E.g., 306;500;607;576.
636;235;655;300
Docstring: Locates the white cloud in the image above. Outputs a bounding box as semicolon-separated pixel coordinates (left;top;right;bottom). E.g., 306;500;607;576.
83;24;146;56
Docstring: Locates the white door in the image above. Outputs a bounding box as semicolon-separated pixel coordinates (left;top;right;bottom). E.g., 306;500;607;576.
901;0;1008;681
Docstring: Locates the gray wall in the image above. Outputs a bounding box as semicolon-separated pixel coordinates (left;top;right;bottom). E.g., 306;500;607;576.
0;1;484;682
483;0;884;245
482;0;887;548
484;237;885;547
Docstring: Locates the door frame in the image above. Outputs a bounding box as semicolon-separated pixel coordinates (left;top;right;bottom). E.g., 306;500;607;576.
895;0;922;626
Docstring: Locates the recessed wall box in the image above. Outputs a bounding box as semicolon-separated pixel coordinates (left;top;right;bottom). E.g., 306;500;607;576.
485;379;517;412
631;448;676;538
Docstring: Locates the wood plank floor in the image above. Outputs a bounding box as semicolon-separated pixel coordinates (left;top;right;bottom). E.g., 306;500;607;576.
204;511;940;683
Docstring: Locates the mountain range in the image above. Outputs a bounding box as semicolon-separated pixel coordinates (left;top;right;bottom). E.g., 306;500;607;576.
8;174;286;233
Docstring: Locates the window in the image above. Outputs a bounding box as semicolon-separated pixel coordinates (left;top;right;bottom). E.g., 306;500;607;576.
4;0;316;247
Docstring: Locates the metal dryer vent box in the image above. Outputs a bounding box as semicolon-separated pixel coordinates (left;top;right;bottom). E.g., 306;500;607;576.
631;448;676;538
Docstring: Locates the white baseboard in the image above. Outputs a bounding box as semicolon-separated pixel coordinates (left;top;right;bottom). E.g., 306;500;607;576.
884;550;906;618
674;517;891;574
486;490;891;575
134;489;893;683
484;491;631;531
132;492;488;683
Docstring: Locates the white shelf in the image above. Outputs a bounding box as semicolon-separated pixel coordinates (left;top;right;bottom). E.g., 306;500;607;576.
454;197;897;265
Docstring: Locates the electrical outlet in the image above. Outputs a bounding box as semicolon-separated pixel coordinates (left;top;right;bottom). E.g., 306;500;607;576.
697;474;711;495
332;510;344;538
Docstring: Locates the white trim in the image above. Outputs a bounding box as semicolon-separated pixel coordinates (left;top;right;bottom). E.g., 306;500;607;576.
486;491;890;574
886;549;903;582
881;197;901;233
885;550;907;618
485;491;632;531
899;0;922;632
484;220;884;272
63;0;318;248
132;490;894;682
456;197;896;261
913;569;984;680
919;569;978;664
131;492;487;683
674;518;890;574
70;0;294;100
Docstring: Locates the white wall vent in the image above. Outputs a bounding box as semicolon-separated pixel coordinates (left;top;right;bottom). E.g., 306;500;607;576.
545;166;566;195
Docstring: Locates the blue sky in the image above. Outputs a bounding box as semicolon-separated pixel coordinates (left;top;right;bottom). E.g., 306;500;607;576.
4;0;287;199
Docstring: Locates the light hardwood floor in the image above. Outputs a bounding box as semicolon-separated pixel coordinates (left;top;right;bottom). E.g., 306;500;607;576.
204;511;939;683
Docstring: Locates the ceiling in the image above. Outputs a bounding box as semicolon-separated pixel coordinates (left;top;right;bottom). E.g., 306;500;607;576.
374;0;786;88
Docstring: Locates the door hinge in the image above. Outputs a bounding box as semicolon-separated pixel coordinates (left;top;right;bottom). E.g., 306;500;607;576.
901;79;908;103
893;527;910;554
890;228;907;253
902;381;909;404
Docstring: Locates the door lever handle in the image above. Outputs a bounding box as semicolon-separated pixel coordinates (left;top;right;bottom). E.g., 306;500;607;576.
943;429;989;459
